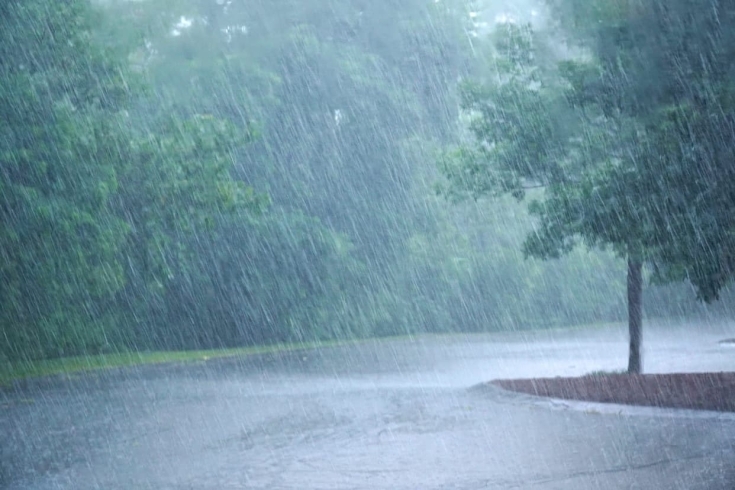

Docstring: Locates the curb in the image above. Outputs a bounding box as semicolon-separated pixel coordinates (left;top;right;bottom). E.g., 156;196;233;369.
474;382;735;422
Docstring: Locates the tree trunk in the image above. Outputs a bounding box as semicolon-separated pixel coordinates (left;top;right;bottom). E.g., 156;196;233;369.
627;257;643;374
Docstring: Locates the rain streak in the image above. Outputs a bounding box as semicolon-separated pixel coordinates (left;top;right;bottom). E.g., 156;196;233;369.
2;1;734;489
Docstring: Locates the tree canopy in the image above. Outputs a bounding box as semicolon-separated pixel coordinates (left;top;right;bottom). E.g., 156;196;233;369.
440;1;735;372
3;0;729;364
1;0;262;358
543;0;735;302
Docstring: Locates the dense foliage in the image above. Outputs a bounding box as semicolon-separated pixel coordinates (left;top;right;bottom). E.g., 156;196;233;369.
543;0;735;303
1;0;730;363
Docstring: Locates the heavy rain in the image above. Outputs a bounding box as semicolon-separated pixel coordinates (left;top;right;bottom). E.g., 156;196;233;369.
1;0;734;488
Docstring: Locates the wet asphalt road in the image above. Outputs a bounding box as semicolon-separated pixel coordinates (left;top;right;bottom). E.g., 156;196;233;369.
2;322;735;489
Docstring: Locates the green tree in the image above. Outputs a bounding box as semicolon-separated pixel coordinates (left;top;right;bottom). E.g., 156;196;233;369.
443;3;735;372
0;0;131;359
544;0;735;365
109;112;267;348
441;21;654;372
0;0;267;360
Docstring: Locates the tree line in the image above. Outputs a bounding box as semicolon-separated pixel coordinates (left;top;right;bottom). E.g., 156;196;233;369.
1;0;732;365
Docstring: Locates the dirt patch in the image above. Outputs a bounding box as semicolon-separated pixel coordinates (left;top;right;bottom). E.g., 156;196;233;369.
493;372;735;413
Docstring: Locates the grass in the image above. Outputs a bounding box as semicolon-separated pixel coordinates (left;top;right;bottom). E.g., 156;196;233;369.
0;340;345;387
1;323;626;387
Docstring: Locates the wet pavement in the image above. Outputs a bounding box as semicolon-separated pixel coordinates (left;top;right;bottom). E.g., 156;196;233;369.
2;321;735;489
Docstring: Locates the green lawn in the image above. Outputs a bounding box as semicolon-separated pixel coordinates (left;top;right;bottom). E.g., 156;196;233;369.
1;324;619;387
0;340;340;387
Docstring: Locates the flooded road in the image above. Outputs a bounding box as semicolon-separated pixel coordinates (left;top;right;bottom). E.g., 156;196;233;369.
3;322;735;489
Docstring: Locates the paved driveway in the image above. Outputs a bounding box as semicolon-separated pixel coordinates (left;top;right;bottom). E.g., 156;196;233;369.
3;321;734;489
